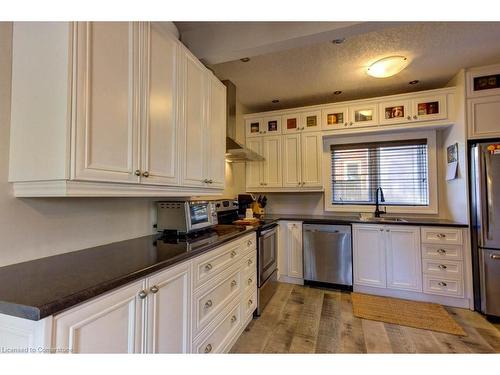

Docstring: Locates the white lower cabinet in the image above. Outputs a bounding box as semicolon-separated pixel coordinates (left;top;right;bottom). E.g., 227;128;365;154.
1;233;257;353
352;225;387;288
277;221;304;284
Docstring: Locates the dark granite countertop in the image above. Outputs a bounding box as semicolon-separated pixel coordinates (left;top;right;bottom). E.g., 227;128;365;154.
262;214;468;227
0;225;256;321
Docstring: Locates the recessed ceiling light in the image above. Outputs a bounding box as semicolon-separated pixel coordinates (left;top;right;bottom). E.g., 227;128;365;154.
332;38;345;44
367;56;408;78
272;99;280;103
409;80;420;85
240;57;250;62
333;90;342;95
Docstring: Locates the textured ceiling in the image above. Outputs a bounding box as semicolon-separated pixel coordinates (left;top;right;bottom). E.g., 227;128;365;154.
210;22;500;113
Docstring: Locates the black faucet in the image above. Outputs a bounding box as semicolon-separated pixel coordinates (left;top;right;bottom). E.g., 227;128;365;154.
374;187;386;218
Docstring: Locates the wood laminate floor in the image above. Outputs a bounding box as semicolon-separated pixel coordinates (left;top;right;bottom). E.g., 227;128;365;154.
231;283;500;353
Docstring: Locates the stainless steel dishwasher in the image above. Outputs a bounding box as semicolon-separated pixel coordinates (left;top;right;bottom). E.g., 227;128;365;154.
303;224;352;288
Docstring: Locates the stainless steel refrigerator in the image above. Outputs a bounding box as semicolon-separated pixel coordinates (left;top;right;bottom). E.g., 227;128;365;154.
470;141;500;317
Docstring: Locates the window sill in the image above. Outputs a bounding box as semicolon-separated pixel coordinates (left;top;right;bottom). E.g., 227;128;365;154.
325;204;438;215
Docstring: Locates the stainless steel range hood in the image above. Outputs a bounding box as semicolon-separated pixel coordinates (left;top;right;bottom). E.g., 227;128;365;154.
223;80;264;163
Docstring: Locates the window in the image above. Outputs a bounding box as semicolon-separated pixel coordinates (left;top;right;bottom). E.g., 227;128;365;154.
331;139;429;206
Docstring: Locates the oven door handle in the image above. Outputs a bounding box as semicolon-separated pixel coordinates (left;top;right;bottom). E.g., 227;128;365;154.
260;227;277;239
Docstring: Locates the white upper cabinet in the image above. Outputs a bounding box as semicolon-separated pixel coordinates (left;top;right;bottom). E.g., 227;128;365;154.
349;103;379;128
467;95;500;139
262;136;282;188
282;134;302;187
378;99;411;126
181;51;208;187
245;138;264;189
141;23;179;185
411;94;447;122
205;77;227;189
300;132;322;188
73;22;141;184
282;113;301;134
245;118;264;138
322;105;349;131
9;22;227;197
300;110;322;132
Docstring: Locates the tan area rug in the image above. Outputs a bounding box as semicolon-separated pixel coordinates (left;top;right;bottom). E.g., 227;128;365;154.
352;292;467;336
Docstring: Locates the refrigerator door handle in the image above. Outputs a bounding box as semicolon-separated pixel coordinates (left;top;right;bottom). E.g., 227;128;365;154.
484;151;494;240
473;146;487;247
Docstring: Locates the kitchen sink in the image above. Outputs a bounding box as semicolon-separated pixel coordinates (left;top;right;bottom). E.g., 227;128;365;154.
359;217;408;223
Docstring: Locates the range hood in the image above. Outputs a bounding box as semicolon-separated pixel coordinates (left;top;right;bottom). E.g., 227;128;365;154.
223;80;264;163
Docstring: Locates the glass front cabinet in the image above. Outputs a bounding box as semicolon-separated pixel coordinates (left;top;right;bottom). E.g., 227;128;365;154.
322;105;349;130
349;103;379;128
246;117;282;137
282;113;301;134
411;94;447;122
379;100;411;125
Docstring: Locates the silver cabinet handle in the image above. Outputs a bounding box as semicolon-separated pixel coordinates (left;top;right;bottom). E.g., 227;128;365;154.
230;250;237;257
248;299;253;306
413;115;418;120
349;122;353;126
205;263;213;271
204;344;212;353
491;254;500;260
248;278;253;285
231;315;237;323
380;228;384;232
142;171;149;177
297;182;301;186
134;169;141;176
138;290;147;299
208;179;213;184
204;300;213;309
202;179;209;183
437;248;446;254
247;259;253;265
437;233;446;239
438;264;447;270
344;122;348;127
438;281;447;287
247;240;252;246
231;280;237;287
150;285;159;293
407;115;411;120
386;229;390;232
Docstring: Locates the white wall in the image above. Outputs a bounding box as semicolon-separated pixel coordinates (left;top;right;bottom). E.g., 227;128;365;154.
0;23;156;267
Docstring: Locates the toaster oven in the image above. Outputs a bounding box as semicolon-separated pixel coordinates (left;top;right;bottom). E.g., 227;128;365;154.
157;201;218;233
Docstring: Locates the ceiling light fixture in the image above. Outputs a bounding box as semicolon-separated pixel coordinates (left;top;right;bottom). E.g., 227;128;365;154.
333;90;342;95
272;99;280;103
332;38;345;44
367;56;408;78
240;57;250;62
409;80;420;85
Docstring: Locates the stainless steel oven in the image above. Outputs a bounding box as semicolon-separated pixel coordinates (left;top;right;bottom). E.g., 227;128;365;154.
157;201;217;234
256;223;278;316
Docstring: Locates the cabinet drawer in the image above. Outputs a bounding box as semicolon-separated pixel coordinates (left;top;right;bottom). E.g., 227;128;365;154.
423;275;464;298
242;290;258;319
241;251;257;277
241;233;257;255
421;243;463;260
192;267;242;336
422;259;463;280
193;302;242;354
242;270;257;296
193;241;241;289
421;227;463;245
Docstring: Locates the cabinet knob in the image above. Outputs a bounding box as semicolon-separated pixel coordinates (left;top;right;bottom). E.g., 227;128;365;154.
386;229;390;232
247;259;253;266
413;115;418;120
344;122;348;127
142;171;149;177
248;299;253;306
230;250;237;258
438;264;447;270
231;279;237;287
134;169;141;176
205;263;213;271
437;248;446;254
138;290;147;299
380;228;384;232
204;344;212;353
437;233;446;239
208;179;213;184
248;278;253;285
150;285;159;294
247;240;252;246
407;115;411;120
204;300;213;309
438;281;447;287
231;315;237;323
349;122;353;126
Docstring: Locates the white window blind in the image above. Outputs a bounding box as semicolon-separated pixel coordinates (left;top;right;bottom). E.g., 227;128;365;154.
331;139;429;206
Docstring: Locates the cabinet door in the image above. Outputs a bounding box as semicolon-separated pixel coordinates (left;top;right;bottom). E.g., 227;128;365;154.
141;23;179;185
468;95;500;139
301;110;321;132
287;222;303;278
353;225;386;288
379;99;411;126
245;118;264;138
181;51;208;187
282;113;301;134
53;280;145;353
282;134;302;188
300;132;322;188
349;103;379;128
411;94;447;122
385;226;422;291
245;138;263;189
263;116;282;136
146;262;191;353
205;76;226;188
322;105;349;130
73;22;140;183
262;136;282;188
